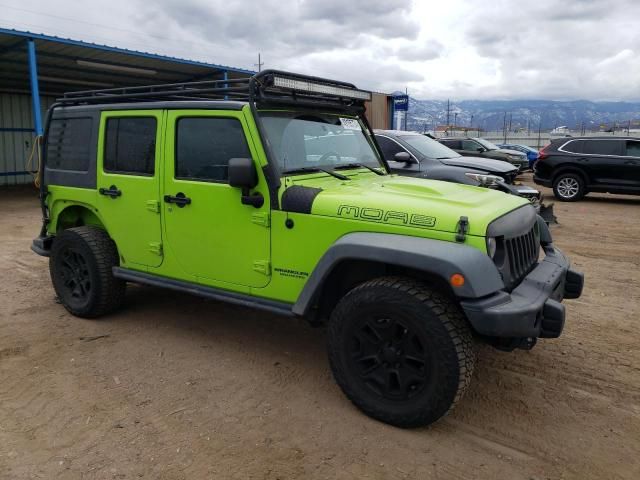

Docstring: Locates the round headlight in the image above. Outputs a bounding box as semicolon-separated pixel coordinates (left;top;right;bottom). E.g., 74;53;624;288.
486;237;497;258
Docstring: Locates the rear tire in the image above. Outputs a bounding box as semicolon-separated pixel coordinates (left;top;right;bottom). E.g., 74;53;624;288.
327;277;476;428
49;226;125;318
553;172;586;201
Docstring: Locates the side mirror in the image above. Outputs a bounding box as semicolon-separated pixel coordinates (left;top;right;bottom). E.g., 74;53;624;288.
476;147;485;153
228;158;263;208
393;151;415;163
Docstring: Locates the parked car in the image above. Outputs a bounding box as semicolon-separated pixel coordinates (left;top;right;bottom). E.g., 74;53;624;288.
375;130;539;202
31;70;583;428
534;136;640;201
439;137;529;171
497;143;539;169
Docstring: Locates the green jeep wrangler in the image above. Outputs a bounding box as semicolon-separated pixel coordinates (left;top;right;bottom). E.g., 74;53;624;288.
32;70;583;427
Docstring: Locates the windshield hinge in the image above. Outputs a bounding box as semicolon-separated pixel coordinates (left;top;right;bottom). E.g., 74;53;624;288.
455;216;469;242
251;212;270;228
253;260;271;276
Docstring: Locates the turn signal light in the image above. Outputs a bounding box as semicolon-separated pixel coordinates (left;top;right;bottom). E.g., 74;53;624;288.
450;273;465;287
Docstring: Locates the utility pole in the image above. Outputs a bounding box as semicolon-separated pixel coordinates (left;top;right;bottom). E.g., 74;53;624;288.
454;112;458;129
537;113;543;149
503;112;508;143
254;53;264;72
628;119;632;135
470;114;474;129
405;87;409;131
446;99;450;127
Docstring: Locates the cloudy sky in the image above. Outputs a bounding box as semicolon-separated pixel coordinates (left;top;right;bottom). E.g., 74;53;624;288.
2;0;640;100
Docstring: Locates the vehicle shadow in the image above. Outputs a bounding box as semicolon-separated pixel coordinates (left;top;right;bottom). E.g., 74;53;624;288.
581;194;640;206
99;283;554;432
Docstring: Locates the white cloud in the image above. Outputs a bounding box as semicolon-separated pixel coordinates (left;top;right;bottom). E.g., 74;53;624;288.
2;0;639;100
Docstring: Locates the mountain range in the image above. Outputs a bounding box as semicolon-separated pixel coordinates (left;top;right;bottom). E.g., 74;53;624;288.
401;96;640;132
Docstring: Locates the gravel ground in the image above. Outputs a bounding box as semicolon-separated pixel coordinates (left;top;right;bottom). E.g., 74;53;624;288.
1;176;639;479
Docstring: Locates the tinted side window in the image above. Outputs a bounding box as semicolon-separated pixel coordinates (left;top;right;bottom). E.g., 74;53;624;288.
582;140;622;156
46;117;92;171
625;141;640;157
461;139;479;151
441;139;461;149
375;136;404;160
561;140;585;154
176;118;251;182
104;117;156;175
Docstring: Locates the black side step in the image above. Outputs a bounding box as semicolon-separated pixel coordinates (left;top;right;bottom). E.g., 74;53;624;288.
112;267;295;317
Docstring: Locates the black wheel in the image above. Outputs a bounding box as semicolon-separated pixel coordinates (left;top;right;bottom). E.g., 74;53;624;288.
553;172;586;201
327;277;476;428
49;226;125;318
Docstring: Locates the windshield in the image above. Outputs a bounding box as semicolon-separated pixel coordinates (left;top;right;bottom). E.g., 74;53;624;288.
475;138;500;150
259;112;384;173
400;135;460;159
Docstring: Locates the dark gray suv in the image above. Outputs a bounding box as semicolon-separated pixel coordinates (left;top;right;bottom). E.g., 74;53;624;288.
374;130;542;204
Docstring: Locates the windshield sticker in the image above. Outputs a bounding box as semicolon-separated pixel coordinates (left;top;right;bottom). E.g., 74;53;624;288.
339;118;361;131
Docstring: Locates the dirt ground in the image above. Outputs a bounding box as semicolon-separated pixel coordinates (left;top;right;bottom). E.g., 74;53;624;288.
1;176;639;480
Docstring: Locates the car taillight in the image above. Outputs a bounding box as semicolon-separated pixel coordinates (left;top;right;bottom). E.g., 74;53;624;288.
538;145;549;160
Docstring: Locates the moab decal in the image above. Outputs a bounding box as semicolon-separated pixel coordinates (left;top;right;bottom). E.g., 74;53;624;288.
337;205;436;228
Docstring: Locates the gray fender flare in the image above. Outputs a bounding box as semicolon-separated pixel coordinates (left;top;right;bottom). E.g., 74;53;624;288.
292;232;504;316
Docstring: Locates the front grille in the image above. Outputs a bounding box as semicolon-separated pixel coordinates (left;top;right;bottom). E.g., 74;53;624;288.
503;225;539;289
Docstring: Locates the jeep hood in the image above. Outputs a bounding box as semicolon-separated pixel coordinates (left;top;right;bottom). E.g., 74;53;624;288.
439;156;517;174
284;172;531;237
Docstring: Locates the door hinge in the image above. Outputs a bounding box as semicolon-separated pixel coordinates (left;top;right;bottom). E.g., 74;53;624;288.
146;200;160;213
253;260;271;275
149;242;163;256
251;212;270;227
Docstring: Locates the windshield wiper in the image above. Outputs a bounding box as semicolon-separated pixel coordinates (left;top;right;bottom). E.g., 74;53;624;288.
334;163;386;176
282;166;350;181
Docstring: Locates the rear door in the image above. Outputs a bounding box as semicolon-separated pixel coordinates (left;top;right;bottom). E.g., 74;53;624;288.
96;111;163;268
623;140;640;183
581;139;625;185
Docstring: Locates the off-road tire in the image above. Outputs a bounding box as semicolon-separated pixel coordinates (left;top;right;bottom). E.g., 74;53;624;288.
327;276;476;428
552;172;586;202
49;226;125;318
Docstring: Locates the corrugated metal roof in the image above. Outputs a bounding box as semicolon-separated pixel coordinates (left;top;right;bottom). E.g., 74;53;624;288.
0;28;254;96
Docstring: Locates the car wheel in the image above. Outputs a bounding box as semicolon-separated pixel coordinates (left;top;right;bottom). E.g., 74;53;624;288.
553;173;586;201
49;226;125;318
327;276;476;428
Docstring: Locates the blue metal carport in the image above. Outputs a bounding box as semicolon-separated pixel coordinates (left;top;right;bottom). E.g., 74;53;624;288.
0;28;253;185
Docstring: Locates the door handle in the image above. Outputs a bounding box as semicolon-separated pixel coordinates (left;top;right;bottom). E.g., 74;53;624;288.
99;185;122;198
164;192;192;208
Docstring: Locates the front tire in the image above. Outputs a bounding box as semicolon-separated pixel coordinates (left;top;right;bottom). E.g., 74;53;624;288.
49;226;125;318
327;277;476;428
553;172;586;201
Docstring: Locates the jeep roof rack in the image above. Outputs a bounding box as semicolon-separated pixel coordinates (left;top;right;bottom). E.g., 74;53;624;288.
57;69;372;113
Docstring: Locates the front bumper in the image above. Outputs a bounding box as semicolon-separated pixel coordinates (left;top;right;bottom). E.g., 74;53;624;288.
460;245;583;339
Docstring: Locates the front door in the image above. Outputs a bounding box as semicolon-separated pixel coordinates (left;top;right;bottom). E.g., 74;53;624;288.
96;111;163;268
162;110;271;288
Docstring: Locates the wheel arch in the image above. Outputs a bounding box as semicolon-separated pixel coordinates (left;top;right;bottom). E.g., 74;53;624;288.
51;203;107;234
293;232;504;321
551;165;589;186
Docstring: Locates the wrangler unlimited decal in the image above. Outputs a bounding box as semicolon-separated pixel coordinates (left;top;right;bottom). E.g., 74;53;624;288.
337;205;436;228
